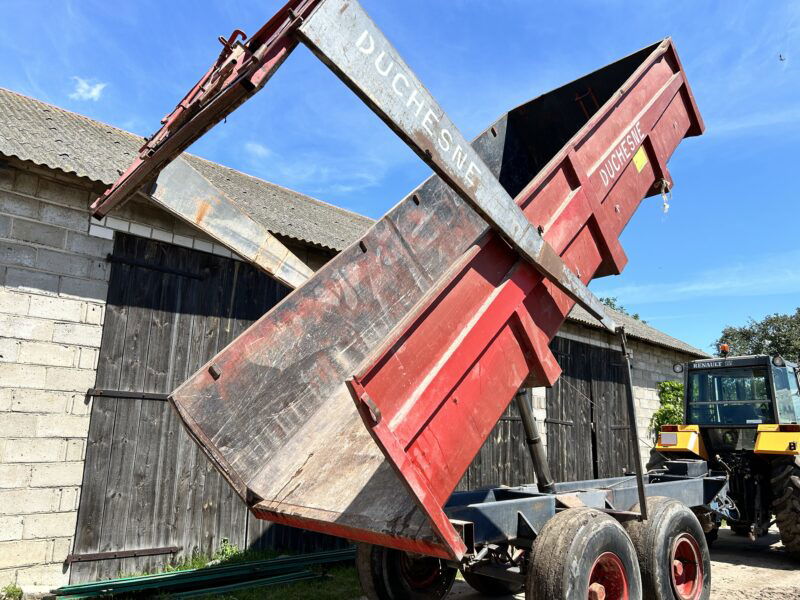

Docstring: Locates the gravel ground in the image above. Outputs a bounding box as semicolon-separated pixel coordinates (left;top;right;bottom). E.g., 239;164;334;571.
447;527;800;599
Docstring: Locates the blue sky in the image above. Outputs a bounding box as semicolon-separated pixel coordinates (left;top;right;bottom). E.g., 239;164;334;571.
1;1;798;353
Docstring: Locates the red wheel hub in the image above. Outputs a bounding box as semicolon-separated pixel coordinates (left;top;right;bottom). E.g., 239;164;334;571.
588;552;629;600
670;533;703;600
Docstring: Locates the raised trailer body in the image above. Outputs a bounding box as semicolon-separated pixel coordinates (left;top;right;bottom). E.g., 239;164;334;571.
93;2;709;593
168;37;702;561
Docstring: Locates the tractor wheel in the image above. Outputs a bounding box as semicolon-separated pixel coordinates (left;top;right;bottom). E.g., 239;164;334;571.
356;543;456;600
527;508;642;600
461;570;523;596
771;456;800;560
624;496;710;600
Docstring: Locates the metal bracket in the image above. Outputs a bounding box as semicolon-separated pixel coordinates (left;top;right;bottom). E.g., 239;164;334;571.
65;546;181;564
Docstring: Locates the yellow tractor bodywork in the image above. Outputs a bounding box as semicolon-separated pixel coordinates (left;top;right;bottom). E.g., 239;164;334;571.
655;425;708;459
754;424;800;455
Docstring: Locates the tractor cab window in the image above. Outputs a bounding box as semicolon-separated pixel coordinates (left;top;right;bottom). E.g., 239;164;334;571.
772;366;800;424
687;367;774;426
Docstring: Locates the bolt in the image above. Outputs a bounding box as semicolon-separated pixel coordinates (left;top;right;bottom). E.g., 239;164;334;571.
588;582;606;600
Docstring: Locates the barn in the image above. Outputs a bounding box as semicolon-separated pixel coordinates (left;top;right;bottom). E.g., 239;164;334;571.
0;88;706;592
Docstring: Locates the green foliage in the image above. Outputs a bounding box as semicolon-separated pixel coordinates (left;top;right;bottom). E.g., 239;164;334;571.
213;538;240;562
649;380;685;438
716;308;800;362
1;583;23;600
599;296;646;323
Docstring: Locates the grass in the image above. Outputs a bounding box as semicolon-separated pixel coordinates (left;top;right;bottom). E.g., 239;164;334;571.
112;540;361;600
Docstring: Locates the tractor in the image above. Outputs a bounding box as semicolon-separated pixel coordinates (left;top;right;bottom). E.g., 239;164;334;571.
652;349;800;557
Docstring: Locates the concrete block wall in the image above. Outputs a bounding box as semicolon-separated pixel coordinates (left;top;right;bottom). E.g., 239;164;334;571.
0;161;238;593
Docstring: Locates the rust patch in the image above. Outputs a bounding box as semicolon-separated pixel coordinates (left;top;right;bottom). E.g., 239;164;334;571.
195;200;212;224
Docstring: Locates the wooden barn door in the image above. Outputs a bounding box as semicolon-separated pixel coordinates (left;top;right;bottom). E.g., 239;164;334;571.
546;337;633;482
70;233;291;582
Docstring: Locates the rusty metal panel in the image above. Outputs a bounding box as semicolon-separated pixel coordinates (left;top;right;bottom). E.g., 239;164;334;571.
298;0;614;331
149;157;313;289
171;36;703;560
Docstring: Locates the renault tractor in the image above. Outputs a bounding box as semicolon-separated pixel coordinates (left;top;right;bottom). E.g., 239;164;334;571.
652;349;800;557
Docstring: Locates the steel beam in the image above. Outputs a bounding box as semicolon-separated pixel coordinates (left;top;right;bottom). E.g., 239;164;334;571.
147;157;313;289
297;0;615;331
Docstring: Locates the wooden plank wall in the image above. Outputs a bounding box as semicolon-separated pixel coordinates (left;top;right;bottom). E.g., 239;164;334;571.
71;234;347;582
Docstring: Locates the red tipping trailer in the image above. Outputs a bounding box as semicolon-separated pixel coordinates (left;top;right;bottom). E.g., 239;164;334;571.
93;1;713;597
171;37;702;561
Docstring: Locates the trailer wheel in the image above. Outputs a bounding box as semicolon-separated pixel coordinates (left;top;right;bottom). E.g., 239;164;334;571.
461;570;523;596
356;543;456;600
526;508;641;600
771;456;800;559
624;497;710;600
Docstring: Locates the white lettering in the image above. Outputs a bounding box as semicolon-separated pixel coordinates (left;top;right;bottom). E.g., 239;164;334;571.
610;154;620;171
452;146;467;172
615;146;625;164
392;73;409;97
406;89;424;117
356;30;375;55
635;121;643;142
438;129;452;152
465;162;481;187
600;169;609;186
422;108;439;136
626;134;635;152
374;51;393;77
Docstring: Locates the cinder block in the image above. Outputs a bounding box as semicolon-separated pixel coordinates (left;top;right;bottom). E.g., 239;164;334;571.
0;488;60;514
12;171;38;196
0;363;47;388
14;561;69;591
29;461;85;488
193;239;213;253
59;486;79;511
37;414;89;438
104;216;129;232
36;178;90;208
0;438;65;464
39;203;89;232
0;214;10;238
0;288;30;315
82;303;103;325
1;240;37;268
0;413;37;437
10;389;73;414
128;222;152;238
52;322;102;347
65;439;85;461
0;516;23;541
87;258;110;281
0;464;31;488
27;295;83;322
36;249;89;278
78;347;98;369
5;267;59;296
59;276;108;302
9;219;66;249
0;539;50;569
68;393;91;416
23;511;77;539
0;388;11;411
151;228;173;243
88;224;114;240
172;234;193;248
44;367;96;392
0;190;38;219
0;338;20;363
66;231;113;258
51;536;72;562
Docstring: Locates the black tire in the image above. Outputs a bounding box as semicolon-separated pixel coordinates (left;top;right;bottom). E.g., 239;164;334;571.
356;543;456;600
771;456;800;559
461;570;523;596
624;496;710;600
527;508;642;600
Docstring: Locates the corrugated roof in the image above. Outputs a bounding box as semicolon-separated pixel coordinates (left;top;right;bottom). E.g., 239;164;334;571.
0;87;373;251
568;304;708;357
0;87;704;356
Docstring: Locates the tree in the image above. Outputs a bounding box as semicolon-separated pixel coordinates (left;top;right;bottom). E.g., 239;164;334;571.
649;380;684;438
715;308;800;362
599;296;645;322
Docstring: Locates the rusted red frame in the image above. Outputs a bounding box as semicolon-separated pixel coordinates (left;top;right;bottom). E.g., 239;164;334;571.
90;0;322;218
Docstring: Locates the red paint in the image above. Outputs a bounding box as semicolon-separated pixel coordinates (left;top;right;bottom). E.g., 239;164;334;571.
347;41;703;559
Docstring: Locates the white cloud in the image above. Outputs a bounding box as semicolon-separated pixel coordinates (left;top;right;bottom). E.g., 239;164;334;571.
244;141;272;159
68;76;107;101
595;250;800;305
